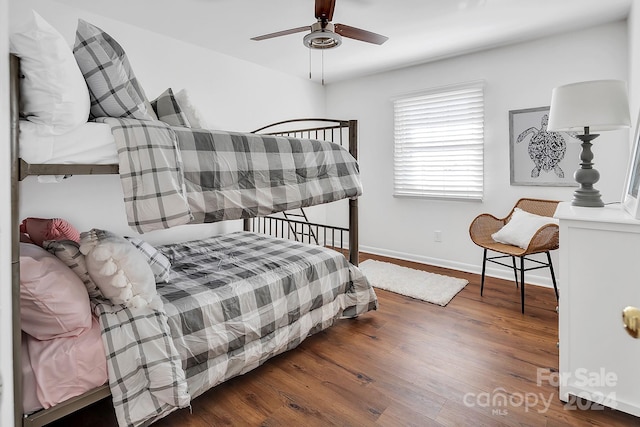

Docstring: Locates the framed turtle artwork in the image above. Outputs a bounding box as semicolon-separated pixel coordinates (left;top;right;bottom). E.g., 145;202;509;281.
509;106;580;186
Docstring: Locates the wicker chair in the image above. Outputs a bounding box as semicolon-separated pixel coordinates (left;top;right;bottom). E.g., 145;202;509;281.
469;198;560;313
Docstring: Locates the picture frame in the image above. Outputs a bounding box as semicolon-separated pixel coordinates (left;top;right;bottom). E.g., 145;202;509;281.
509;106;580;186
622;110;640;219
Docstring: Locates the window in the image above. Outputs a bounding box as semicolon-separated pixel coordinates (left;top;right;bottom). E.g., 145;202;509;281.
393;81;484;200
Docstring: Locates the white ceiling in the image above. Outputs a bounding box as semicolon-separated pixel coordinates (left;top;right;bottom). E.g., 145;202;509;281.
55;0;632;84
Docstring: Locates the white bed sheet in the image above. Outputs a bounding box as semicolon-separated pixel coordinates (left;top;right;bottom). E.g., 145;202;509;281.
19;120;118;165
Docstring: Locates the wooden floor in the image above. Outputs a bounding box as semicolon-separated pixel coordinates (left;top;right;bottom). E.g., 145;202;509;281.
50;253;639;427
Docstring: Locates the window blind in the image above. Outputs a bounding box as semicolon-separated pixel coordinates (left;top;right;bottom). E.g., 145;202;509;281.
393;81;484;200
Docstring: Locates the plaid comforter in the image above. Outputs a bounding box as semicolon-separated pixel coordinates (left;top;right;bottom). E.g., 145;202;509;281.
92;302;190;427
94;232;377;426
157;231;377;399
97;118;362;233
95;118;193;232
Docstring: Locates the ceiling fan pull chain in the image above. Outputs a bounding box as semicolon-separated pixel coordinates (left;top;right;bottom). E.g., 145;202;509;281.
309;48;312;80
321;50;325;85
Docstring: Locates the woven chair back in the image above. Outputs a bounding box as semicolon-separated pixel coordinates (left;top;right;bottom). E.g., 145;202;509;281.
506;198;560;223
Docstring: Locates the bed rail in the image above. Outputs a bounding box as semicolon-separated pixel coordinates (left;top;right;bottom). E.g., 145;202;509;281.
23;385;111;427
251;215;349;253
18;159;119;181
11;52;24;427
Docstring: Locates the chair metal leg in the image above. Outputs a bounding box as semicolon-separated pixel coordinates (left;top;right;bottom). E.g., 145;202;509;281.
547;251;559;301
520;256;525;314
479;249;556;314
480;248;487;296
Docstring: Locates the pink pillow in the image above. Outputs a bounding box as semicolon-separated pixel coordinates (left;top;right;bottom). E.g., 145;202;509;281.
20;217;81;247
20;243;91;340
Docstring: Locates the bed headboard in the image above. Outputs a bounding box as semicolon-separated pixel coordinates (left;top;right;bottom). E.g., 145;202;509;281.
253;118;358;161
251;118;359;266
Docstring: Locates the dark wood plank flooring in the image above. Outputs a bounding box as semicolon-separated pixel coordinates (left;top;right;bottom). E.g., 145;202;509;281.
50;253;639;426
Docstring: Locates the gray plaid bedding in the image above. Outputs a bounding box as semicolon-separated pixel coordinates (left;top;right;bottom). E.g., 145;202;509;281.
174;127;362;223
94;231;377;426
93;301;190;427
97;118;362;232
95;117;193;233
157;231;377;400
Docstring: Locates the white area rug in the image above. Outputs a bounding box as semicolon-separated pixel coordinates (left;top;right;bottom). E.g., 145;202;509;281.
359;259;469;306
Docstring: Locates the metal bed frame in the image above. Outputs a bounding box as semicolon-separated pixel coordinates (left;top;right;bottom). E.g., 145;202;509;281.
9;54;360;426
246;118;359;266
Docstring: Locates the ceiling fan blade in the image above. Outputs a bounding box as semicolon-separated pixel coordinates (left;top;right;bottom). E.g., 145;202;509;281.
315;0;336;21
335;23;388;45
251;26;310;41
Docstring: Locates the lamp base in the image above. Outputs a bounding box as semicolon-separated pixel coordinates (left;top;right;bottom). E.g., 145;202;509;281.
571;188;604;207
572;132;604;208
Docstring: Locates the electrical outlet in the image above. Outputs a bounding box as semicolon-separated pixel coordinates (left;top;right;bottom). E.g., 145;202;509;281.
434;230;442;242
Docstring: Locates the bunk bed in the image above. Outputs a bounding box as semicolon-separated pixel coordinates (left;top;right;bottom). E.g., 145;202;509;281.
9;53;376;427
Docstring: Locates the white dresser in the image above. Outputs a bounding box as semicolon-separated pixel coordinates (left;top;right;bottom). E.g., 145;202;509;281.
555;202;640;416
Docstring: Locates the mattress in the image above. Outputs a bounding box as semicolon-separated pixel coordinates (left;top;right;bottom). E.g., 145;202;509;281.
19;120;117;165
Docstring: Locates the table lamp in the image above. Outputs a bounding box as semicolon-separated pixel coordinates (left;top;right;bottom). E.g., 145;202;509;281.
547;79;630;207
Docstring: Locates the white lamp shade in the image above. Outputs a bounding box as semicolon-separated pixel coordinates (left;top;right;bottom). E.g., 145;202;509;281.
547;79;631;133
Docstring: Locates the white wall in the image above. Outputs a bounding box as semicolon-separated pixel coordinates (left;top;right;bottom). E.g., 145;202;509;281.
0;0;14;422
326;21;629;286
629;2;640;126
10;0;326;245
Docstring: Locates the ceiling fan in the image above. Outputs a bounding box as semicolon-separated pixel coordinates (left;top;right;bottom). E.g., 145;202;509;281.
251;0;388;49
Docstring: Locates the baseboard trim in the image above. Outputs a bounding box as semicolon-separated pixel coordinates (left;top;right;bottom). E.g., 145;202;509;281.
359;245;554;289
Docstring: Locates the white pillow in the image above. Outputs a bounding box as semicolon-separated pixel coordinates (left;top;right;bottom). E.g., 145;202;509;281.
174;89;210;129
80;229;160;309
10;11;90;135
491;208;558;249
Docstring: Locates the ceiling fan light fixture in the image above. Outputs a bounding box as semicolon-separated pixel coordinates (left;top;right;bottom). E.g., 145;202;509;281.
252;1;387;50
303;31;342;49
303;22;342;49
